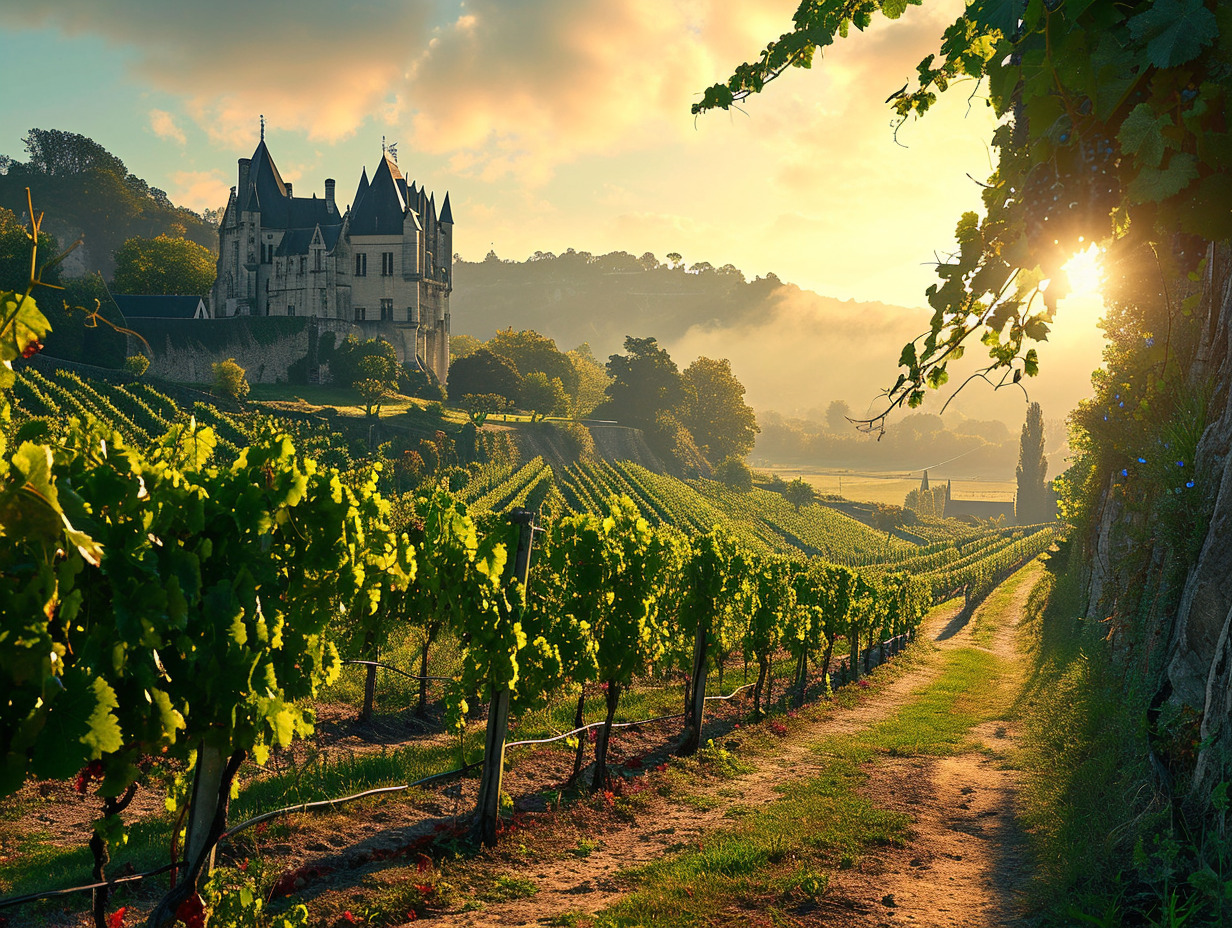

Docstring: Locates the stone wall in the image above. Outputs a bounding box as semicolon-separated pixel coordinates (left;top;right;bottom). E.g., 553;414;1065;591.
128;316;312;385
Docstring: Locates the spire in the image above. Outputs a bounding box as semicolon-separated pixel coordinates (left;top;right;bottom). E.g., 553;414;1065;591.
440;192;454;224
350;152;407;235
260;114;265;141
240;135;288;214
921;470;930;492
352;167;370;211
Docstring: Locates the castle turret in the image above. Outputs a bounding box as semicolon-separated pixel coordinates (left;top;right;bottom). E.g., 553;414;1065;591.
238;158;251;207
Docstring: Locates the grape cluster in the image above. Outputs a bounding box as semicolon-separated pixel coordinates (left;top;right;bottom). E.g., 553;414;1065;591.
1020;131;1122;269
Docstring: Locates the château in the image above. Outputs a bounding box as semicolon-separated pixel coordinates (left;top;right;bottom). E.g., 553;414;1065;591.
210;130;453;382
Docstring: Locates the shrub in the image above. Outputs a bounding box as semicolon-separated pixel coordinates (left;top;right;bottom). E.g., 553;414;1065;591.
549;420;596;462
212;357;249;400
123;353;150;377
715;456;753;491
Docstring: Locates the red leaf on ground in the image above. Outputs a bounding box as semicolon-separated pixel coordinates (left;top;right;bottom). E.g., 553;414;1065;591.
107;906;128;928
175;893;206;928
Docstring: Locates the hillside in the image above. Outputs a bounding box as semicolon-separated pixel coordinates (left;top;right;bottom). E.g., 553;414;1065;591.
0;129;216;278
451;250;918;370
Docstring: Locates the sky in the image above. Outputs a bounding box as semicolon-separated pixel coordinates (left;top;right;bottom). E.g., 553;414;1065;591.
0;0;1105;429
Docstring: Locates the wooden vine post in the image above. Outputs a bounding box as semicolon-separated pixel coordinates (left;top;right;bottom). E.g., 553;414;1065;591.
471;508;535;848
183;742;228;876
681;618;710;756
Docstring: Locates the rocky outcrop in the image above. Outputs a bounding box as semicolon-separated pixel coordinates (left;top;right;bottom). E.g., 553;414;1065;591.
1168;246;1232;806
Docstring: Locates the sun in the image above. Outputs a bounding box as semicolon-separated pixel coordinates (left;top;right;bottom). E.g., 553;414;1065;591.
1062;242;1104;300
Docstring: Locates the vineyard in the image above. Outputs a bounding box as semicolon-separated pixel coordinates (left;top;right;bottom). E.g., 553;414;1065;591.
1;350;1056;926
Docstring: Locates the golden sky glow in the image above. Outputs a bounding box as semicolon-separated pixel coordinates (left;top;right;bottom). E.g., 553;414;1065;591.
1;0;1104;428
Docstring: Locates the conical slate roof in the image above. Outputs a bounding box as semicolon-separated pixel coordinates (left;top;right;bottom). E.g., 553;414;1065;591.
352;167;370;212
350;152;408;235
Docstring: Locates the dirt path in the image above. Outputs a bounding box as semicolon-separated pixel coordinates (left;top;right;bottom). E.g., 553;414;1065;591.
821;561;1042;928
425;564;1042;928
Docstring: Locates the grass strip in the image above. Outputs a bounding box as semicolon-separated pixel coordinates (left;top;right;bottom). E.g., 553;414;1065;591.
592;644;1011;927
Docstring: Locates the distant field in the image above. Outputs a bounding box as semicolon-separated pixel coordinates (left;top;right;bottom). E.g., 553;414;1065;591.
761;466;1016;507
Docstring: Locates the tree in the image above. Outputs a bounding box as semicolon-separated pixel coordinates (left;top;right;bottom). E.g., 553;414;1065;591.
0;206;61;294
783;477;815;511
666;252;682;268
401;363;445;401
112;234;215;295
825;400;851;433
354;355;399;418
448;348;522;407
1015;402;1049;524
567;343;610;419
212;358;249;400
330;336;399;389
487;327;579;396
714;457;753;491
21;128;127;178
449;333;483;361
520;372;567;421
679;356;759;462
460;393;507;427
603;336;684;430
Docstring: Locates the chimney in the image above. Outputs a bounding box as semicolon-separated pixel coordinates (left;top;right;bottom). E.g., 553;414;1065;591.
325;178;336;213
238;158;251;202
285;182;293;197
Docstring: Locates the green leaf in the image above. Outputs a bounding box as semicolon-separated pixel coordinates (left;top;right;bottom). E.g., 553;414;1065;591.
1129;153;1200;203
1118;104;1170;168
967;0;1019;36
1128;0;1218;68
881;0;911;20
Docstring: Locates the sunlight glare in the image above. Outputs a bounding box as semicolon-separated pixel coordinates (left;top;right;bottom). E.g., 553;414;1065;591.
1063;243;1104;300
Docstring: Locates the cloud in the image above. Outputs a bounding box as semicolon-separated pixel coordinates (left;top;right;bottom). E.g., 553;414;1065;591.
169;169;229;213
1;0;802;179
0;1;432;145
148;109;186;145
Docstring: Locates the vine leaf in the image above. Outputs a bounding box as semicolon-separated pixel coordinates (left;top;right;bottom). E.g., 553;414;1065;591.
1118;104;1171;169
1128;0;1218;68
1130;153;1200;203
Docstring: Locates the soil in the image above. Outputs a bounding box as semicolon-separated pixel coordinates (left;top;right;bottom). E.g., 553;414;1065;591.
818;564;1042;928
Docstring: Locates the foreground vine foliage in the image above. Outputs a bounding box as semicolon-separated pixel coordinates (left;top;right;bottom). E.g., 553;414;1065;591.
1;207;1054;924
695;0;1231;424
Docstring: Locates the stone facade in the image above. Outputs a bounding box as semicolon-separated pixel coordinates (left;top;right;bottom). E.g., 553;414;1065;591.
210;136;453;382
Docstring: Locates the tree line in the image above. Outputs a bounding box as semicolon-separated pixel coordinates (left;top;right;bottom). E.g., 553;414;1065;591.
448;330;759;474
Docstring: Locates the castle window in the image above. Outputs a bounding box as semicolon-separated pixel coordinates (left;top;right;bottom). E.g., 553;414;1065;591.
380;299;393;321
355;253;367;277
407;306;417;323
355;307;366;321
287;304;295;316
314;250;322;272
299;256;306;274
381;252;394;276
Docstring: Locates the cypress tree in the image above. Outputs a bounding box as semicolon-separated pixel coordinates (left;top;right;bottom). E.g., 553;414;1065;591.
1015;402;1048;524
